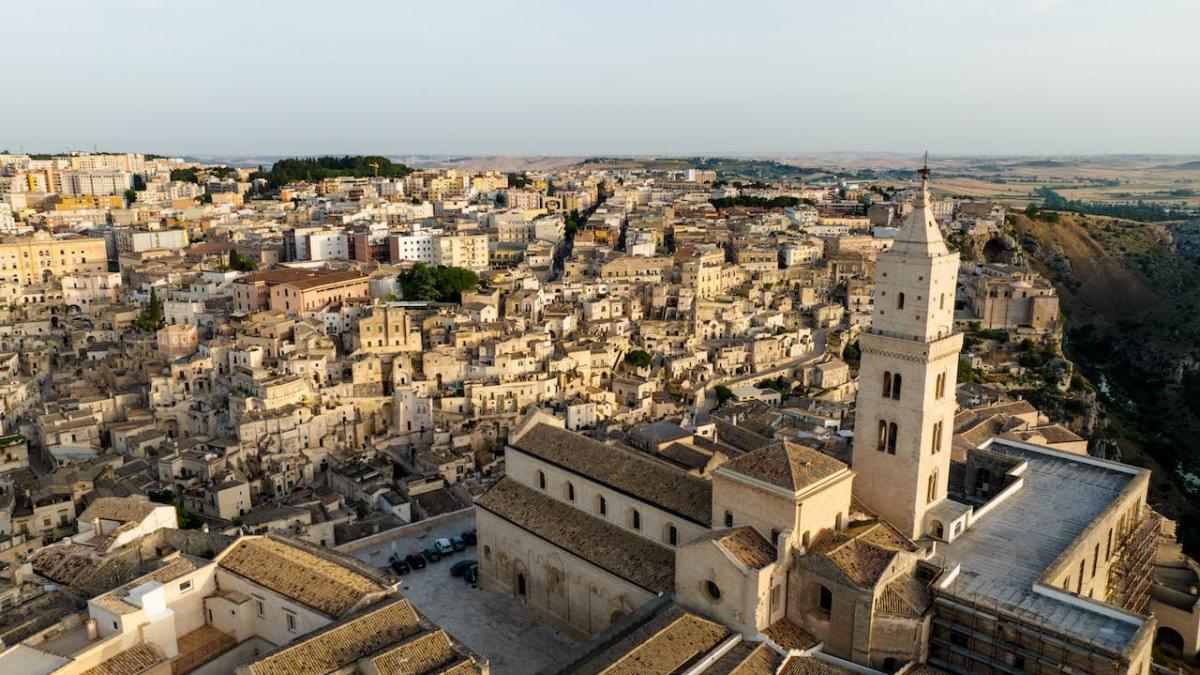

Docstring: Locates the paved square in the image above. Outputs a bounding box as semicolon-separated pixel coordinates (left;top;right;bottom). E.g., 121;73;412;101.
346;511;580;674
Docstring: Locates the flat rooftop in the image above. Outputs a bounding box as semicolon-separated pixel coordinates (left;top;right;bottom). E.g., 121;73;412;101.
936;439;1147;652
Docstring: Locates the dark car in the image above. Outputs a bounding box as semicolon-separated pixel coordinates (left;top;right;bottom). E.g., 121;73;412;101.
463;563;479;584
461;529;477;546
391;559;410;575
423;546;442;563
449;559;477;577
450;535;466;552
405;553;426;570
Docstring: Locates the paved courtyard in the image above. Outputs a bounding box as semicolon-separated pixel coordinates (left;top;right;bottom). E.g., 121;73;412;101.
346;511;580;675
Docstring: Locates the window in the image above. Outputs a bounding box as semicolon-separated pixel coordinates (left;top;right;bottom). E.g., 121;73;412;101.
931;420;943;454
897;292;905;310
877;420;888;452
666;524;678;546
891;374;902;400
1077;559;1085;594
1106;528;1113;560
537;470;546;490
724;510;733;527
950;629;969;648
597;495;607;516
484;545;491;560
705;580;722;601
935;371;946;399
887;423;898;454
1092;543;1100;578
285;612;297;633
566;482;575;502
926;470;938;504
770;528;780;545
256;598;265;617
631;509;641;531
940;293;946;310
818;585;832;614
179;580;192;593
882;371;892;398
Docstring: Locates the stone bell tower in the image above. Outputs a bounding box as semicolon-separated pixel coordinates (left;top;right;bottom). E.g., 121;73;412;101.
851;156;962;539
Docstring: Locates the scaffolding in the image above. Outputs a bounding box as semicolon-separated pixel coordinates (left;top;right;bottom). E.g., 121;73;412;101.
929;589;1133;675
1108;512;1160;615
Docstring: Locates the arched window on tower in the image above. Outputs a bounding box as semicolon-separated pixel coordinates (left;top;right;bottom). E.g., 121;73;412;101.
882;372;892;398
927;470;939;503
897;292;906;310
891;374;902;400
940;293;946;310
935;372;946;399
877;420;888;452
887;423;898;454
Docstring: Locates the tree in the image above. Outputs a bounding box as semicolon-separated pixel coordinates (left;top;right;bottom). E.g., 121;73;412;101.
397;264;478;303
227;249;256;272
714;385;734;406
132;174;146;191
124;189;137;204
135;287;164;331
624;349;652;369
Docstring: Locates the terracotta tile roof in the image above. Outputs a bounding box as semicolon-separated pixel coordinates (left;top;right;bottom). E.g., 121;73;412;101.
875;573;932;618
245;597;423;675
511;424;711;526
574;605;730;675
79;643;164;675
762;617;818;651
713;419;775;453
78;496;160;523
91;557;200;614
217;536;388;618
691;527;776;569
476;478;675;593
778;655;857;674
369;629;468;674
802;522;914;589
703;641;783;675
720;441;846;492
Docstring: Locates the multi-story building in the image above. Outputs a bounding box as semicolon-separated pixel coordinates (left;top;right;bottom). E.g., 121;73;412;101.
0;231;108;286
966;263;1061;334
232;269;369;315
435;233;489;271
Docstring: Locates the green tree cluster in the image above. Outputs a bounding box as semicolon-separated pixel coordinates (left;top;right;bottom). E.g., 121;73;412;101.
624;349;652;369
710;195;803;210
227;249;256;272
134;287;165;331
397;264;479;302
252;156;413;188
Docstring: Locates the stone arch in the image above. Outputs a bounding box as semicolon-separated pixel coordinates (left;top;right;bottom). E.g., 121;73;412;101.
1156;626;1185;653
930;519;945;539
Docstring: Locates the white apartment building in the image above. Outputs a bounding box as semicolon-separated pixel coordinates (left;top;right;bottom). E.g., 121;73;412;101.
389;234;436;263
308;231;350;261
115;228;189;253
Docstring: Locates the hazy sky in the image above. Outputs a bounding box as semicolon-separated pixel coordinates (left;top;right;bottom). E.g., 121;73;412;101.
4;0;1198;157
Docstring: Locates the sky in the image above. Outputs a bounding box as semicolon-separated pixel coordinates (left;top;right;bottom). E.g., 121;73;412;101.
3;0;1198;157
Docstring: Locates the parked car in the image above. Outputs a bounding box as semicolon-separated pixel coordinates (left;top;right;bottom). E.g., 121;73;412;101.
391;559;410;575
461;529;477;546
434;538;454;555
405;553;426;570
463;563;479;584
450;535;466;552
450;559;477;577
422;546;442;563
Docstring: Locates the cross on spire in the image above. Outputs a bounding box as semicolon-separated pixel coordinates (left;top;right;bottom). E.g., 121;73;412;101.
918;151;931;181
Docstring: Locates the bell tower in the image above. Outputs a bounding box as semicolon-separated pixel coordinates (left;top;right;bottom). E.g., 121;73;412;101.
851;156;962;539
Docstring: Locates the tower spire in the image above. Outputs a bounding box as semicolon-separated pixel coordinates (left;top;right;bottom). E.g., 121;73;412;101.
915;151;931;207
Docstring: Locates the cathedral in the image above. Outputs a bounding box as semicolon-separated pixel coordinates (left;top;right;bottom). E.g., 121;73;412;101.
475;168;1160;674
